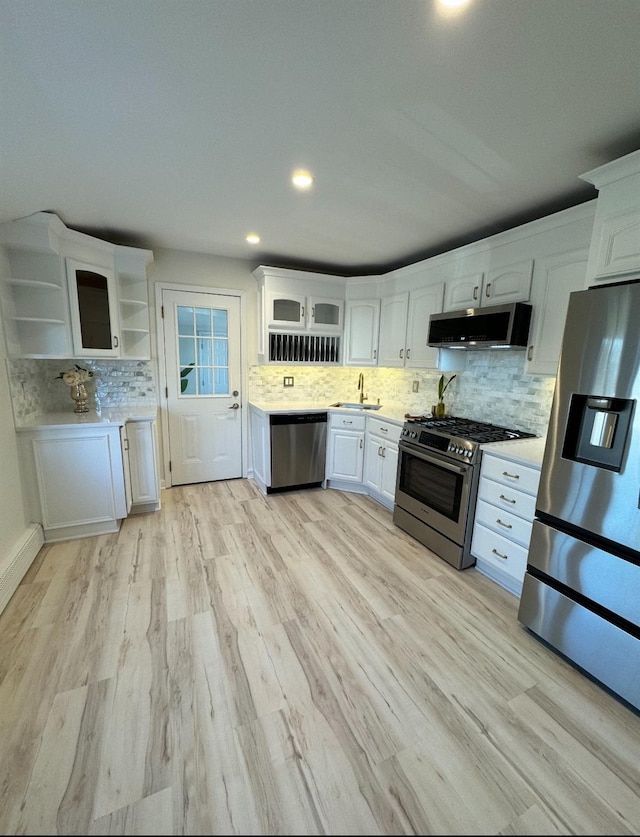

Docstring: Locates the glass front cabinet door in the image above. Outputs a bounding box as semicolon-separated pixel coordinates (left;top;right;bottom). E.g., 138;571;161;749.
66;258;120;356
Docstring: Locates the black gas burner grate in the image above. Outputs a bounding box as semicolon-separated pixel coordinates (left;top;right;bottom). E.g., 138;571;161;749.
408;415;535;444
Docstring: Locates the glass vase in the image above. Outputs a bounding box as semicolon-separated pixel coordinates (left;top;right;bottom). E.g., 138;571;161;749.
69;383;89;413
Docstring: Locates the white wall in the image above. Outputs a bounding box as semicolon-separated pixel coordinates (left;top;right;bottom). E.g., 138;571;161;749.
148;248;259;362
0;314;30;564
147;248;260;483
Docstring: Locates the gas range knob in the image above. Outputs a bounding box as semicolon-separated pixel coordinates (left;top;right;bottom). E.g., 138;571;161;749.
411;431;418;438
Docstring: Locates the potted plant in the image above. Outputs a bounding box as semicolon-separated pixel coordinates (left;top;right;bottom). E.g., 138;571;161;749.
434;374;456;418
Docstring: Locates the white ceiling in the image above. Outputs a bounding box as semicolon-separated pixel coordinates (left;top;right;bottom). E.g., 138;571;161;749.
2;0;640;274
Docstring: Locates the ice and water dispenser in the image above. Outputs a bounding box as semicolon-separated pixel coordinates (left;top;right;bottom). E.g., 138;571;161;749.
562;394;634;472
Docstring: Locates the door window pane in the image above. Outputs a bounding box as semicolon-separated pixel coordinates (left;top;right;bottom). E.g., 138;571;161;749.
177;304;230;396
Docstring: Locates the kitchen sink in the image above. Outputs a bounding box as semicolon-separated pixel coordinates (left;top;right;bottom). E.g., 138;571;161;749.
330;402;382;410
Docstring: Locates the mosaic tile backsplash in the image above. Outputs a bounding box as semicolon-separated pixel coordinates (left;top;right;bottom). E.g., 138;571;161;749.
249;351;555;438
8;351;554;438
7;358;156;424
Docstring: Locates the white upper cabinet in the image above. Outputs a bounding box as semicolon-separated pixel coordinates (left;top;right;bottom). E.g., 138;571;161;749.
0;212;153;360
524;202;595;375
442;262;533;311
377;291;409;367
404;283;444;369
344;298;380;366
265;289;343;332
254;265;346;364
580;150;640;283
377;265;444;369
525;247;589;376
66;257;120;357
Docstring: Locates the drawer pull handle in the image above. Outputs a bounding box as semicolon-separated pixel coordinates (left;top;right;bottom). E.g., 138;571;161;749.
502;471;520;479
344;420;353;425
496;518;512;529
381;427;388;432
492;548;508;560
499;494;517;504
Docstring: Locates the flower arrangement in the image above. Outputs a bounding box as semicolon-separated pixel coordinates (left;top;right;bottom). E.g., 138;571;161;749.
55;364;93;387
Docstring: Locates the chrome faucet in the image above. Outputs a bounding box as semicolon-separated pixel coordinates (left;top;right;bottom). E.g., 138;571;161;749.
358;372;367;404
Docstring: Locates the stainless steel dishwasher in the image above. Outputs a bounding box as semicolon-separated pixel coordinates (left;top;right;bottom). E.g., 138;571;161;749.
269;412;328;491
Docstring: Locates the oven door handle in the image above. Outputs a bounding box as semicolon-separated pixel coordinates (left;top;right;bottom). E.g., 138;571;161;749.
399;443;470;475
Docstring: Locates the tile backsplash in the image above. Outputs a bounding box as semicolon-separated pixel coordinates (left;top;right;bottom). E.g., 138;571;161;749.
7;358;156;424
8;351;554;437
249;351;555;438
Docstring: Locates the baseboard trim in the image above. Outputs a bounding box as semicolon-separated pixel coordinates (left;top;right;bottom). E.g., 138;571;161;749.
0;523;44;615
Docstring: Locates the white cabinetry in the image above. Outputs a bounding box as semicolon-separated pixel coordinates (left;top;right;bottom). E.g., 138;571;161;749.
377;292;409;367
443;261;532;311
326;412;366;488
471;450;541;596
363;416;401;509
254;265;345;364
66;257;120;357
0;212;153;359
524;203;595;375
19;423;128;542
115;249;153;359
525;247;589;375
377;283;444;369
122;419;160;513
344;298;380;366
580;150;640;284
249;404;270;493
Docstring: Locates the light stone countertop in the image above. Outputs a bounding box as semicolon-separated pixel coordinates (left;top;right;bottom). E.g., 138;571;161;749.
15;406;158;431
480;435;547;468
249;400;411;426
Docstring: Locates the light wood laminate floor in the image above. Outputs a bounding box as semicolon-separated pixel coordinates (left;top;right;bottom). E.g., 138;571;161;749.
1;480;639;835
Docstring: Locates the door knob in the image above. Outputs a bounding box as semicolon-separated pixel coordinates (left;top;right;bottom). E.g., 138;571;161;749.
228;402;240;410
232;390;239;396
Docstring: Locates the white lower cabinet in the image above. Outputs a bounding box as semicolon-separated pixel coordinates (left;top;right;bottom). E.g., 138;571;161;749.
471;451;541;596
20;424;128;542
19;417;159;542
326;412;366;487
122;420;160;513
363;416;401;509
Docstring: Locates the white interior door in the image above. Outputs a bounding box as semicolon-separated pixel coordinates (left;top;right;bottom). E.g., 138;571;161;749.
162;289;242;485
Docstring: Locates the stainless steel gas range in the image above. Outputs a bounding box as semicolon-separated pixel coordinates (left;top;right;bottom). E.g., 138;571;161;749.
393;416;536;570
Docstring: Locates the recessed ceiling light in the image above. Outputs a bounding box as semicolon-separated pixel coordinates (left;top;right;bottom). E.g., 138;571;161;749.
436;0;472;13
246;233;260;245
291;169;314;190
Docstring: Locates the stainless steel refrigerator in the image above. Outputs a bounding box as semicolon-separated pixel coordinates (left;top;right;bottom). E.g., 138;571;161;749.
518;278;640;711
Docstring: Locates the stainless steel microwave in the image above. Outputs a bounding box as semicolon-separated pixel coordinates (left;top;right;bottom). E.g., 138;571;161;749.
427;301;532;349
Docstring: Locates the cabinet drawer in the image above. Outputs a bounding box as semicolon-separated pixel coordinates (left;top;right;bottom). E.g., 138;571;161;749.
471;524;528;583
477;477;536;520
330;412;366;431
481;455;541;496
474;499;533;548
366;416;402;443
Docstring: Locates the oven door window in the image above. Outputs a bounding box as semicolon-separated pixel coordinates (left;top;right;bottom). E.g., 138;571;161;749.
398;449;464;522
